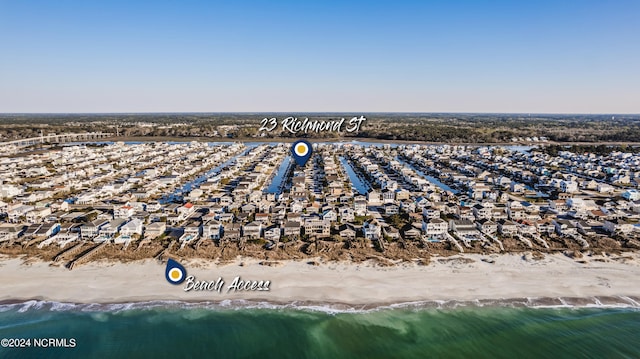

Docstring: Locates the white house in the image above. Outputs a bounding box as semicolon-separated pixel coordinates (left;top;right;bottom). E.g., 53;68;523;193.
367;190;382;206
498;220;518;235
243;221;263;239
7;204;34;223
120;219;144;236
476;219;498;234
560;180;578;193
623;190;640;201
145;222;167;238
303;218;330;238
597;183;614;194
354;200;368;216
0;224;24;242
321;209;338;222
100;219;126;238
384;203;399;215
339;207;355;222
422;218;448;235
114;205;135;219
363;221;381;240
264;227;281;241
603;219;635;234
177;203;196;220
203;221;222;240
0;184;23;198
26;207;52;224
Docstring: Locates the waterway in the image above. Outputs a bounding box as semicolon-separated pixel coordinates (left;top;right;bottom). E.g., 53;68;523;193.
396;157;459;194
160;144;256;203
339;156;370;195
265;156;292;194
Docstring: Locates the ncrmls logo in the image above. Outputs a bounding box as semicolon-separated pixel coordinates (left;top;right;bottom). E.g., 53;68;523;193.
165;258;186;285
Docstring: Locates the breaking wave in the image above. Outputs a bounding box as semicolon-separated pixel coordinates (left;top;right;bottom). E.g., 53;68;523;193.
2;296;640;314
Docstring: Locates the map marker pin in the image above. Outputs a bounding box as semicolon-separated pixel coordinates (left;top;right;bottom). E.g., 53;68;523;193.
291;140;312;166
165;258;187;285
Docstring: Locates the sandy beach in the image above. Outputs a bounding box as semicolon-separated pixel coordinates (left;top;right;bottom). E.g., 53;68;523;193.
2;252;640;306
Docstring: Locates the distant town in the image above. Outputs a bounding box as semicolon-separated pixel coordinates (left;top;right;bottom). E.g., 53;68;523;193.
2;127;640;268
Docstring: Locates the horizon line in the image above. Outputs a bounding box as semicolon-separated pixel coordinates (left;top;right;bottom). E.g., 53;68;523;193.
1;111;639;116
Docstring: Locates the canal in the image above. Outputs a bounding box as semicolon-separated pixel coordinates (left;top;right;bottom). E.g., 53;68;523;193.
265;156;292;194
339;156;370;195
161;144;255;203
395;157;459;194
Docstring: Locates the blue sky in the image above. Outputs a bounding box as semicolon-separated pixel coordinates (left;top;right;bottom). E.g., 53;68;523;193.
0;0;638;113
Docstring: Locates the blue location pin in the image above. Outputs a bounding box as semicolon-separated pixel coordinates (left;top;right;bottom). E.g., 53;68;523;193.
291;140;312;166
165;258;187;285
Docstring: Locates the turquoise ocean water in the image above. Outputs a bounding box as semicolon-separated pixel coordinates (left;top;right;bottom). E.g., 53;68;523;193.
0;300;639;359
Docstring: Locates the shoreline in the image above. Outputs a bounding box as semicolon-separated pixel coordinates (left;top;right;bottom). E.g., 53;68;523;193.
2;296;640;312
3;252;640;307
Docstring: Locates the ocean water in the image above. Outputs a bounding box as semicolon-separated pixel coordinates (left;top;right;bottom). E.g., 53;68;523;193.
0;301;639;359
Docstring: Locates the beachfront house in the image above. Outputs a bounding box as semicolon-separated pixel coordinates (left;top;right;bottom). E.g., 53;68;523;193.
184;222;202;237
536;220;556;234
423;218;448;236
576;221;597;236
7;204;34;223
23;224;42;239
498;220;518;236
516;221;537;235
243;221;263;239
383;226;401;240
403;227;421;240
145;222;167;239
203;220;222;240
100;219;126;238
221;223;240;241
603;219;635;234
120;219;144;236
339;224;357;240
449;219;476;233
264;226;281;241
80;219;109;239
476;219;498;234
34;223;59;238
179;223;200;244
363;221;381;241
0;224;25;242
283;221;301;239
303;218;331;238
